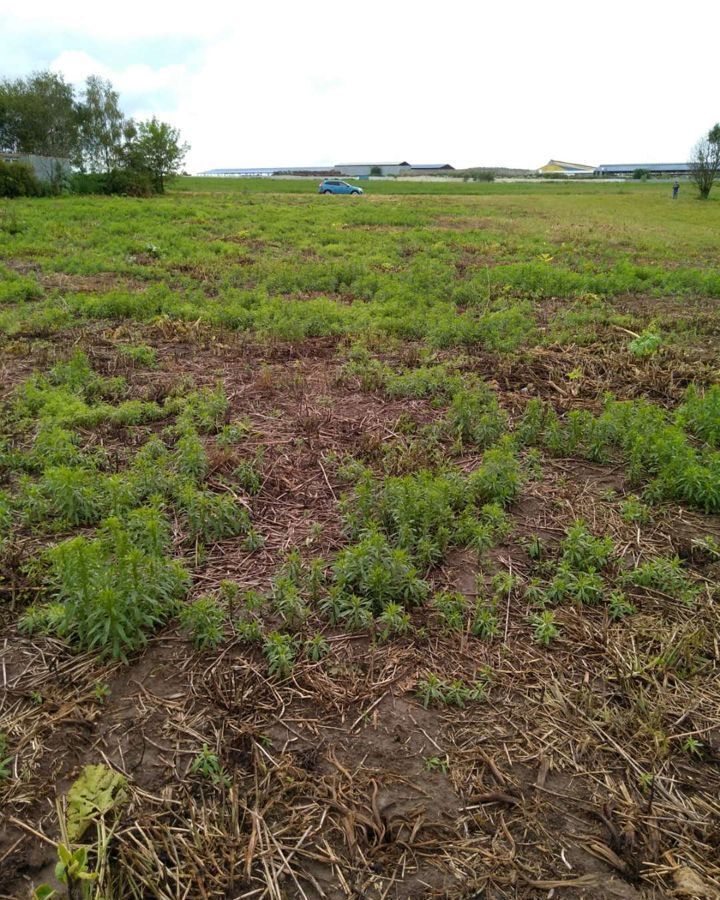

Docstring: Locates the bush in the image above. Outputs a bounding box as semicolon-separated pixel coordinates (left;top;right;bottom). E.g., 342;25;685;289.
0;160;42;198
69;169;154;197
68;172;106;195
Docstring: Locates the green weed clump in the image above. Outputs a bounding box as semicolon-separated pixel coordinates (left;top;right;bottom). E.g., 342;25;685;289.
19;507;189;660
175;384;229;433
467;440;523;506
416;671;490;708
471;599;500;639
180;595;225;649
173;430;209;480
271;575;310;627
332;530;428;615
177;485;250;543
263;631;296;678
432;591;467;632
216;420;252;448
446;387;507;448
622;556;698;604
118;344;158;368
546;568;605;606
37;466;101;526
384;364;462;400
342;344;389;392
523;522;622;612
0;491;12;550
233;455;263;494
304;633;330;660
560;521;614;571
628;330;662;357
619;495;651;524
12;351;169;431
608;591;636;620
190;745;229;786
518;397;720;513
531;610;559;646
7;369;252;537
677;385;720;448
341;444;521;569
377;602;412;640
344;469;470;567
28;425;84;471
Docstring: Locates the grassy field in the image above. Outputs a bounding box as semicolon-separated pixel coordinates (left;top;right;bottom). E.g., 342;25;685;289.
0;182;719;899
172;175;693;196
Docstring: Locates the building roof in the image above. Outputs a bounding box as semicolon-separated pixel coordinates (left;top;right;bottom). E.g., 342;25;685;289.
200;161;455;175
596;163;690;172
541;159;596;171
200;166;334;175
334;162;410;167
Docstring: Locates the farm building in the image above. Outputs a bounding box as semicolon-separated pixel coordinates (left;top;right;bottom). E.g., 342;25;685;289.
1;152;72;182
334;161;454;177
594;163;691;177
200;162;455;178
537;159;595;176
199;166;340;177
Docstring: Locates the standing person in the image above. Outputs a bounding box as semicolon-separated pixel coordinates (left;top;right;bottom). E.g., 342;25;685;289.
672;180;680;199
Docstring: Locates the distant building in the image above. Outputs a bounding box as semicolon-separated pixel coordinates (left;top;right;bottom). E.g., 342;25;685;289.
537;159;595;176
199;166;340;177
334;161;454;177
2;152;72;182
199;162;455;178
594;163;691;177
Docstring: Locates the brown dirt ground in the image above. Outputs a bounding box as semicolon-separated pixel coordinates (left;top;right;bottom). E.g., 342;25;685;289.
1;330;719;899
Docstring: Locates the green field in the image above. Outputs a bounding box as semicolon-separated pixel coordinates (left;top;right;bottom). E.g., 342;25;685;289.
1;182;719;899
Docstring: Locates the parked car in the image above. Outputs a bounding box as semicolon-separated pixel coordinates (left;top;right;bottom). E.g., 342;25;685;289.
318;179;363;195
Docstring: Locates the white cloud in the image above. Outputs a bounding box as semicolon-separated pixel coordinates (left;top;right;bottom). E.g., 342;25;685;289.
51;50;187;98
5;0;720;171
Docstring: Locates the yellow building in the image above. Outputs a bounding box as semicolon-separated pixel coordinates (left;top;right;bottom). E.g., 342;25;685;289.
538;159;595;175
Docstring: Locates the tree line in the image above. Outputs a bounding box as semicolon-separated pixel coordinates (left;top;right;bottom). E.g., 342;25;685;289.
0;70;188;195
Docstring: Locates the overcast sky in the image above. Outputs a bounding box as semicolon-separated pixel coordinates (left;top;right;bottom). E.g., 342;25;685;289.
3;0;718;172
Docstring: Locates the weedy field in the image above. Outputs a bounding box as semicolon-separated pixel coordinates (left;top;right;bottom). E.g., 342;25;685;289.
0;180;719;900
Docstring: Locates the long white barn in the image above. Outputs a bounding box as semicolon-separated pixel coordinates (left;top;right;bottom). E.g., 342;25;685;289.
200;162;454;177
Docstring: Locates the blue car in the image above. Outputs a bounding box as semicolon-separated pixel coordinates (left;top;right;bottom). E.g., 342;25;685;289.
318;179;363;195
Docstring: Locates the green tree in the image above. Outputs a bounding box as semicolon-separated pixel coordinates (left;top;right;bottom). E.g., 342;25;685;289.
78;76;128;172
0;71;80;157
128;117;189;193
689;123;720;199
